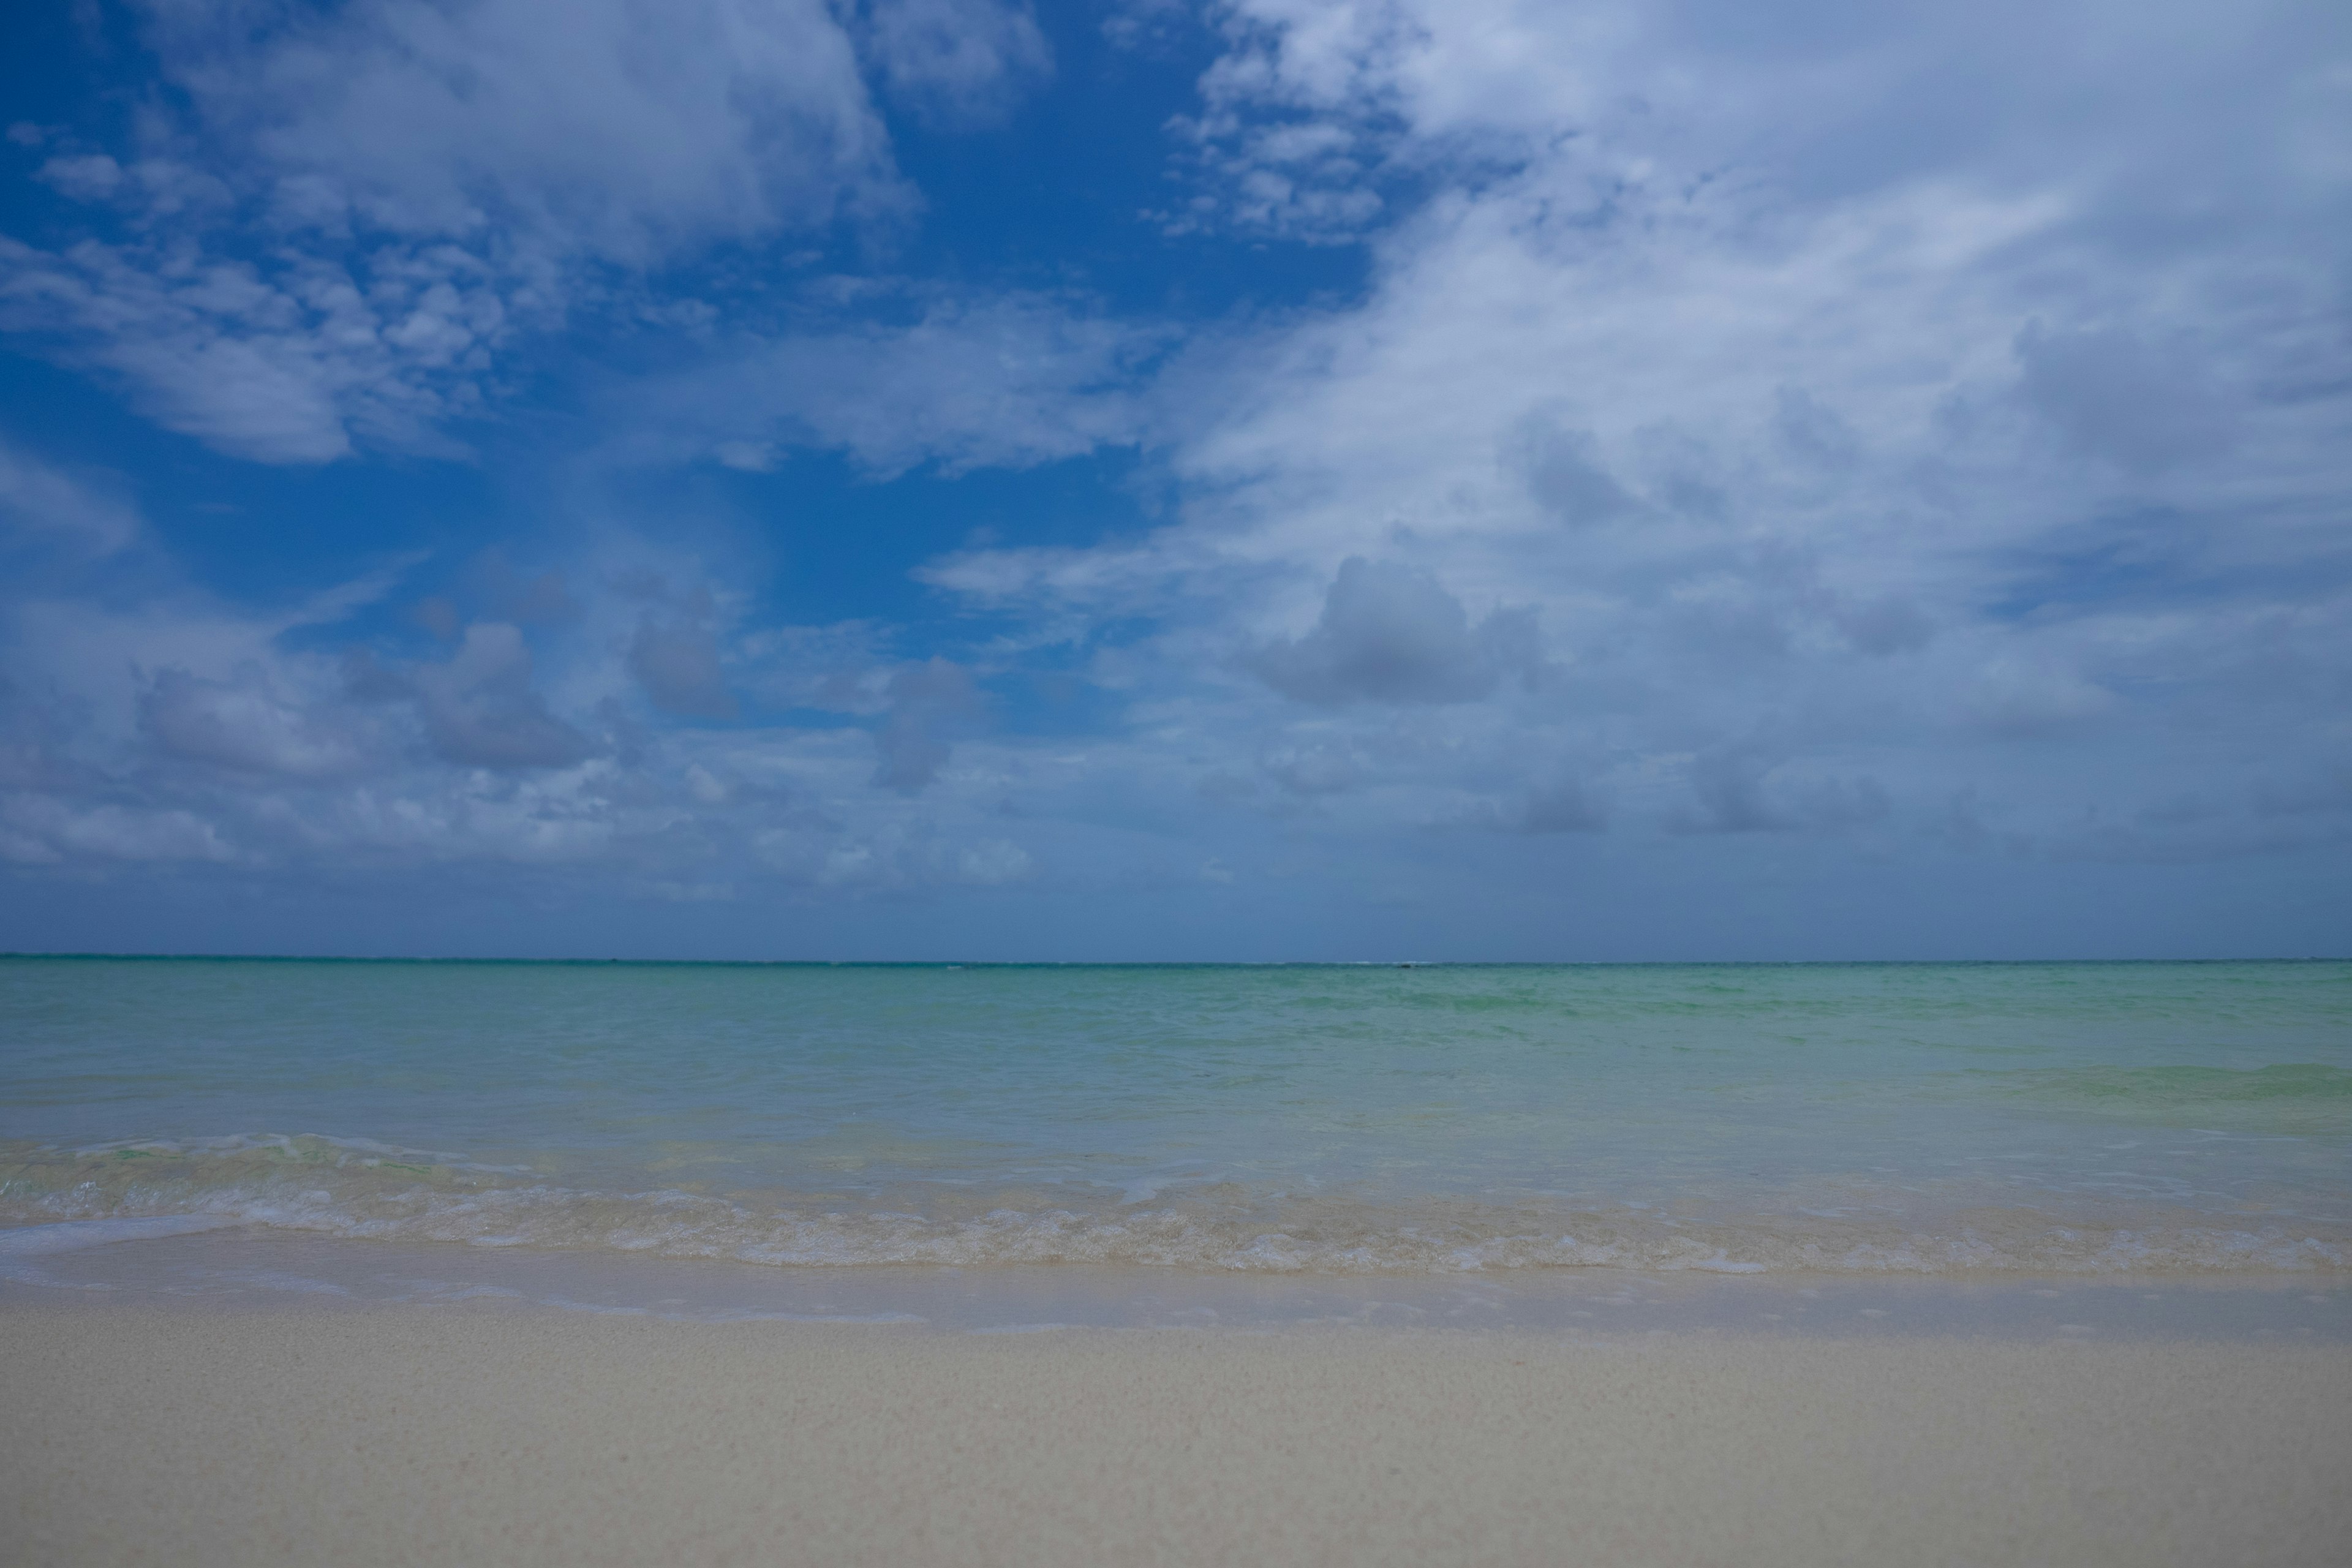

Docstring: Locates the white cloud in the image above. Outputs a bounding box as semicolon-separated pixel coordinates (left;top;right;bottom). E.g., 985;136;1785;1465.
40;802;236;862
860;0;1054;127
144;0;905;265
398;622;601;770
0;441;141;555
0;461;1069;897
3;0;2350;951
628;616;739;722
1248;557;1537;706
0;0;1066;463
872;658;982;793
0;235;499;462
1963;659;2117;739
911;0;2352;867
37;153;125;202
138;665;371;778
638;293;1158;478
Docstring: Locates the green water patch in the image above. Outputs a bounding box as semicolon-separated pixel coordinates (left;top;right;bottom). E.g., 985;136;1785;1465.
1970;1064;2352;1135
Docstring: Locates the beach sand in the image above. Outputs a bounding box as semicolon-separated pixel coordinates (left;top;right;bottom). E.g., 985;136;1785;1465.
6;1297;2348;1568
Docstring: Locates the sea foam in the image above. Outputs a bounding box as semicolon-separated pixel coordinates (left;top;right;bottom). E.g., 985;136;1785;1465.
4;1133;2344;1277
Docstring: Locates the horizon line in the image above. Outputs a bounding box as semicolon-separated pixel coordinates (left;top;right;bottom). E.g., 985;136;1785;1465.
3;952;2343;968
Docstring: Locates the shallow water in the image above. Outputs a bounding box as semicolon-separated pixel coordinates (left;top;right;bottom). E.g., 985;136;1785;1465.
7;1222;2348;1341
3;957;2348;1277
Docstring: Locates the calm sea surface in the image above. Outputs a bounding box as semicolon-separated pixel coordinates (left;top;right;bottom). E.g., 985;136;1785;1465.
3;958;2347;1276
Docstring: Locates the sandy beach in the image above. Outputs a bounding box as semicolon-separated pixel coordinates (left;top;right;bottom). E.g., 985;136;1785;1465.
6;1297;2348;1568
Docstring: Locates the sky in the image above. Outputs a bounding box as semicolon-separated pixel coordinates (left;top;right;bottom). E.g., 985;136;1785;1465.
0;0;2346;961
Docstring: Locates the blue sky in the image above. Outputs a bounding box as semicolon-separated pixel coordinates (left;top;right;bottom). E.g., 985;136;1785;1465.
1;0;2346;960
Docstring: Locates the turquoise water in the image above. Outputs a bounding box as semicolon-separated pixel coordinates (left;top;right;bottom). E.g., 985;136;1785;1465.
2;959;2348;1275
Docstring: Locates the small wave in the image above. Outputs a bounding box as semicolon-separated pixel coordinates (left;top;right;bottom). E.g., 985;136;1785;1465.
0;1213;242;1257
4;1134;2345;1278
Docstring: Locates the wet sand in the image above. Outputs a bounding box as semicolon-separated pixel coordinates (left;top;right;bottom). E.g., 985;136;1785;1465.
5;1296;2349;1567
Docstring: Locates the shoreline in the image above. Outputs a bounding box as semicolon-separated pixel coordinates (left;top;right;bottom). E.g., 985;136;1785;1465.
7;1291;2350;1567
6;1222;2349;1340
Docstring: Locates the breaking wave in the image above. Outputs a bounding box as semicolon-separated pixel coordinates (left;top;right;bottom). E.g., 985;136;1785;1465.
3;1133;2344;1278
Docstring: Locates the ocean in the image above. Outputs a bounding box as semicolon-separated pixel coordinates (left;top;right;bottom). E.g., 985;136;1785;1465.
3;957;2348;1291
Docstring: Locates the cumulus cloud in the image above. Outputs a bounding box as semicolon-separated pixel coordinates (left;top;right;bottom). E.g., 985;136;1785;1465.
0;448;1097;916
628;617;738;721
0;0;1069;463
1517;778;1607;834
138;666;366;778
1250;559;1538;706
1153;0;1411;241
869;0;2344;919
351;622;598;769
4;0;2350;954
859;0;1054;126
1672;744;1891;836
1508;416;1640;527
6;801;235;864
36;153;126;203
1963;659;2116;739
872;658;982;793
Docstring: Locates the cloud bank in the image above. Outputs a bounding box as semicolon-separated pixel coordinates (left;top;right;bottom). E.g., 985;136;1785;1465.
1;0;2346;958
